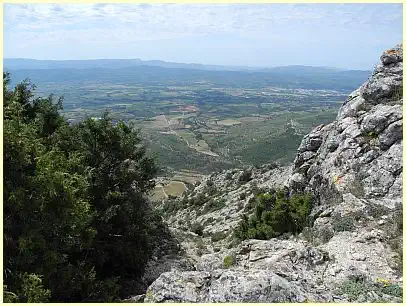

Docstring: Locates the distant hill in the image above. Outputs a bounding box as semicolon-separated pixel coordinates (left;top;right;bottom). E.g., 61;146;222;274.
4;59;370;91
4;58;369;74
4;58;259;71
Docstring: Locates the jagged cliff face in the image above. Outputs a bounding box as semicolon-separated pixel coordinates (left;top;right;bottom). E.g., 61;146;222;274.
289;44;402;208
132;45;403;303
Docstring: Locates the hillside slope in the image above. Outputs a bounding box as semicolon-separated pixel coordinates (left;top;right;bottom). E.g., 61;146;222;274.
133;45;403;303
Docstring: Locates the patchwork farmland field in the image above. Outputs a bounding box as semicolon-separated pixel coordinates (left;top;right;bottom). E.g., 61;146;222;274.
6;64;368;181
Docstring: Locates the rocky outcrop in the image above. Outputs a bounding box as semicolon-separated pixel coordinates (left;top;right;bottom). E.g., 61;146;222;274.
144;268;319;303
135;45;403;303
287;44;403;266
289;44;402;206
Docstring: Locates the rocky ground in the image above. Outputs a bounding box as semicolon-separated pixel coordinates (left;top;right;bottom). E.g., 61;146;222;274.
127;44;403;303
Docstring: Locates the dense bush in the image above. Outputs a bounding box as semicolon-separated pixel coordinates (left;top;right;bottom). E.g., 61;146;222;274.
234;189;312;240
191;192;208;207
3;73;160;302
202;198;227;214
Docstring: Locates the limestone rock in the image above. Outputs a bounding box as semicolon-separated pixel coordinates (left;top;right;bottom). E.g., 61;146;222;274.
144;269;311;302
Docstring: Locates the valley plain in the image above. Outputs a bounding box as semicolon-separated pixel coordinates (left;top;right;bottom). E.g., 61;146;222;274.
6;61;370;198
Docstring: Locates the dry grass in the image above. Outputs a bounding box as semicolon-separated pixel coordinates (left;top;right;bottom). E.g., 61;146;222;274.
163;181;187;197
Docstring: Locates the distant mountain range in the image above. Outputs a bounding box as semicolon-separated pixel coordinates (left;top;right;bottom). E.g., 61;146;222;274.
4;58;366;74
4;58;371;92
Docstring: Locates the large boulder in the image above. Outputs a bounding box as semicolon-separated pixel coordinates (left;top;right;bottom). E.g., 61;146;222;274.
144;269;312;302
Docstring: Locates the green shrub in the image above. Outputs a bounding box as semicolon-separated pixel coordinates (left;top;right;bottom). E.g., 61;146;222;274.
191;222;204;236
367;203;389;219
181;196;189;206
391;86;403;101
339;277;366;301
251;186;268;197
193;193;208;206
244;196;256;212
211;231;228;242
332;215;356;232
234;190;312;241
381;283;403;297
3;285;18;303
203;216;215;226
368;131;379;138
207;186;217;196
388;203;403;275
18;273;51;303
239;193;246;200
238;169;252;183
195;238;206;255
223;255;234;268
202;198;227;214
338;276;403;302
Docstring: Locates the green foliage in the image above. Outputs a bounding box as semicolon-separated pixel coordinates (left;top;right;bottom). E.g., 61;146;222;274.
191;192;208;207
234;189;312;241
223;255;234;268
238;169;252;183
361;130;379;143
195;238;206;256
391;85;403;101
190;222;204;236
3;74;159;302
3;285;18;303
338;276;403;302
368;131;379;138
387;204;403;275
18;273;51;303
332;215;356;232
202;198;227;214
211;231;228;242
162;197;189;217
339;277;366;301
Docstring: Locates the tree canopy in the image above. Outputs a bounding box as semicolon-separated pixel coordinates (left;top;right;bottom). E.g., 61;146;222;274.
3;72;160;302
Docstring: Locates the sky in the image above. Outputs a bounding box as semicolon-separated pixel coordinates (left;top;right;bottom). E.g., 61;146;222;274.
3;3;403;70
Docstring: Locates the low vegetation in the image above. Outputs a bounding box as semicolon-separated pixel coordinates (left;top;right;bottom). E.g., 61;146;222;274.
223;255;234;268
234;189;312;240
332;215;356;232
337;275;403;302
190;222;204;236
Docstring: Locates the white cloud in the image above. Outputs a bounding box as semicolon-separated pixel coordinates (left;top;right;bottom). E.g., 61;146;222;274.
3;3;402;68
5;3;401;40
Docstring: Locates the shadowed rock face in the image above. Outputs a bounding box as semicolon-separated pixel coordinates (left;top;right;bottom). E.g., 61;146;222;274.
139;45;403;303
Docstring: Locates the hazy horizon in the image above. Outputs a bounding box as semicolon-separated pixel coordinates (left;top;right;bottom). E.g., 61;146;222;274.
4;57;373;71
4;3;402;70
